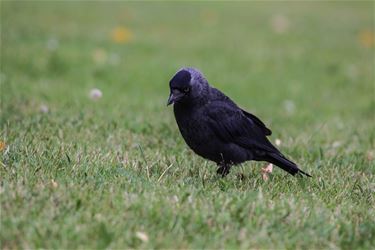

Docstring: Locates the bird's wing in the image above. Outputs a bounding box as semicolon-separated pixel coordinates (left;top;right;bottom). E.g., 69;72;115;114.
205;101;277;153
209;88;272;136
240;109;272;136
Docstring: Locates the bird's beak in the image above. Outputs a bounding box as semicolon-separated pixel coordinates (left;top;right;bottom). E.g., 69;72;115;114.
167;92;175;106
167;89;185;106
167;92;184;106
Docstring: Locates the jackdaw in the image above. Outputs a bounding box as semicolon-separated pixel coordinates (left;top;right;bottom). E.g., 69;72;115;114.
167;67;311;177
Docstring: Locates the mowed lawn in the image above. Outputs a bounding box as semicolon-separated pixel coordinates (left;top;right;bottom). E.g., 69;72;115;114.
1;1;374;249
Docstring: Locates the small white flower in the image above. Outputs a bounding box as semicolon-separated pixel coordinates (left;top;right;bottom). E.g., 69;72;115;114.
51;179;58;188
271;14;290;34
283;100;296;115
135;231;149;242
172;195;179;203
89;88;102;100
40;104;49;113
94;213;104;221
188;195;193;204
275;139;282;146
332;141;341;148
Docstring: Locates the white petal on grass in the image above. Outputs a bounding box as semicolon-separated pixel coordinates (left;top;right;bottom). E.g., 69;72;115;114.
172;195;179;203
188;195;193;204
94;213;104;222
51;179;58;188
271;14;290;34
89;88;102;100
332;141;341;148
47;38;59;51
275;139;282;146
283;100;296;115
40;104;49;113
261;164;273;181
135;231;149;242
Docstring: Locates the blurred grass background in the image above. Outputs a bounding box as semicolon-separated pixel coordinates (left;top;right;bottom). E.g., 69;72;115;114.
1;1;374;249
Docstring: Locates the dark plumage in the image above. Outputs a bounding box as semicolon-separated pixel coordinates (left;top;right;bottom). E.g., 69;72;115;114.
167;67;311;177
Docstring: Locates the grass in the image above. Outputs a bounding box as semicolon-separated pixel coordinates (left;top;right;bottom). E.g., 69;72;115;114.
1;1;374;249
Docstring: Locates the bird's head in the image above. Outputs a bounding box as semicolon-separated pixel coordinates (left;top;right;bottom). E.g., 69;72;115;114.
167;67;209;106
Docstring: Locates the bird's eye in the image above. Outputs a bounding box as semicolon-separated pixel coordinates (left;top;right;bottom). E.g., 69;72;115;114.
183;87;190;93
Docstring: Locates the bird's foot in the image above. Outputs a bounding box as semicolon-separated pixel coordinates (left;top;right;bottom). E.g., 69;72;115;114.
217;166;230;177
261;163;273;181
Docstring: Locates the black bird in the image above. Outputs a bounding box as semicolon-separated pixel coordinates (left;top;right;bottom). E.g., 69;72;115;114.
167;67;311;177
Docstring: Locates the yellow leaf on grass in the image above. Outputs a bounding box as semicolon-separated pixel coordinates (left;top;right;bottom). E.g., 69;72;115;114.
0;141;6;151
359;30;375;48
111;26;134;44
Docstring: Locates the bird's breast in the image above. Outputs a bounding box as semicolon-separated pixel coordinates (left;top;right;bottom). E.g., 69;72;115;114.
173;105;223;162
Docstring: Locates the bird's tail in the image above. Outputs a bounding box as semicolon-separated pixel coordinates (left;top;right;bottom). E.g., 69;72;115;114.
263;153;311;177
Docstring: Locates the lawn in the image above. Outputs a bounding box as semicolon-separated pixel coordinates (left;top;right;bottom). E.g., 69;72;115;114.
1;1;374;249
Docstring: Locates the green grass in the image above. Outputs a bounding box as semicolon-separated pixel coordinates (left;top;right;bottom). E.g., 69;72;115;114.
1;1;374;249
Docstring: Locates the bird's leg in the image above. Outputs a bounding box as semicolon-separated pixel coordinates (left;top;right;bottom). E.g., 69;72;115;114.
217;164;231;177
261;163;273;181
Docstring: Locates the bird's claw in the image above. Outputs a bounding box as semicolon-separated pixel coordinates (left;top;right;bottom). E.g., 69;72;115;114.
217;166;230;177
